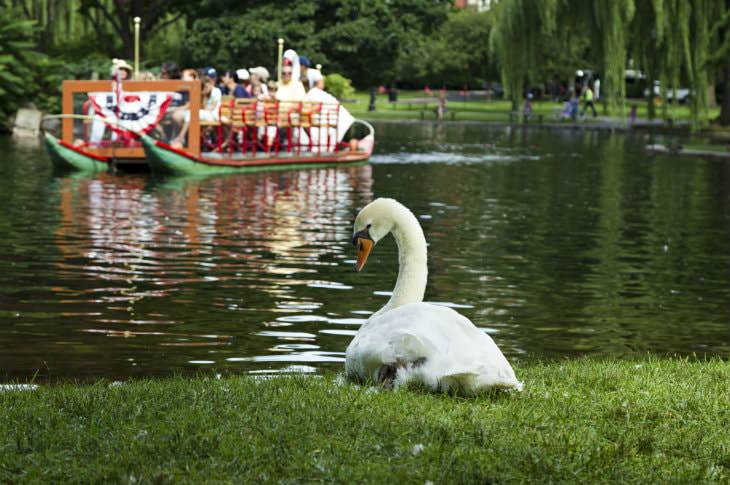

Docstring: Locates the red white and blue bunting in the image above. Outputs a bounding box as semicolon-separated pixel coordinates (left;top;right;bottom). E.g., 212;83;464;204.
88;91;173;136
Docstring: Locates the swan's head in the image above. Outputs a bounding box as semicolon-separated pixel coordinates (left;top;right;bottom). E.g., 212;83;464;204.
352;198;398;272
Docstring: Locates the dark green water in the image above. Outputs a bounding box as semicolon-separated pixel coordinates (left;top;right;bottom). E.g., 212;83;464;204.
1;123;729;381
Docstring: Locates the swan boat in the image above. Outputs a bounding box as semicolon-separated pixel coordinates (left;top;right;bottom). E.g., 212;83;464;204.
43;80;374;175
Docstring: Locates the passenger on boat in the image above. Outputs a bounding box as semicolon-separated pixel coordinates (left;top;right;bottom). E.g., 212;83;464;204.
235;69;253;96
137;71;157;81
299;56;324;90
302;79;356;152
274;58;306;150
276;58;305;102
266;80;277;98
222;70;250;98
169;69;197;138
204;67;222;92
249;66;270;98
172;75;222;147
89;59;133;145
159;61;180;80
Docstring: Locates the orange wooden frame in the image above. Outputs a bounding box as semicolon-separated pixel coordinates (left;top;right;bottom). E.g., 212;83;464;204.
61;80;201;158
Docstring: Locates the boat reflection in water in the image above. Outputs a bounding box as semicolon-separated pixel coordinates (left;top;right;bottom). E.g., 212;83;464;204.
45;165;373;380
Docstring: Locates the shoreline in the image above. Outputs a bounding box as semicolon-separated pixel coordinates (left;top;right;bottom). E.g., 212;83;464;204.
2;357;727;483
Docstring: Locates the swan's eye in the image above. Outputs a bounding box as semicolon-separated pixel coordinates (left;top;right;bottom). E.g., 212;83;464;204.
367;224;372;229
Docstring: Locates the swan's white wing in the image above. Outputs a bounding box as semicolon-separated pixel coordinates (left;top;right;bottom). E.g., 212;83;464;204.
345;302;521;393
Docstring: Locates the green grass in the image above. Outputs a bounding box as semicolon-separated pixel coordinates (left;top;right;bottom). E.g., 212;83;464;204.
2;358;729;484
682;143;730;153
342;90;721;124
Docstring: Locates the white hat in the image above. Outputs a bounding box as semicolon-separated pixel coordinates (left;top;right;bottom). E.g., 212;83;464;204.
249;66;270;82
236;68;250;81
309;69;323;83
111;58;133;74
282;49;301;82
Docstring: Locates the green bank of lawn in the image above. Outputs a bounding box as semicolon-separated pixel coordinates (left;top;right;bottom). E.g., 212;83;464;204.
343;91;721;124
2;358;729;484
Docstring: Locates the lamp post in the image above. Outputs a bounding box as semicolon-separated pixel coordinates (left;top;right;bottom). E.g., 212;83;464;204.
133;17;141;80
277;38;284;83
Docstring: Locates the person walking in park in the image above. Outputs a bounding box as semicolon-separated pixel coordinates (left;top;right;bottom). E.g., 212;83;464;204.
569;89;580;121
582;84;597;117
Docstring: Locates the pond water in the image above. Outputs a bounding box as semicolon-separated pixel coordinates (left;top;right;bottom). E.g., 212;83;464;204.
1;123;730;381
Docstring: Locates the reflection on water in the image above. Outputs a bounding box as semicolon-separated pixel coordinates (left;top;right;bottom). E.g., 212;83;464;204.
1;123;730;381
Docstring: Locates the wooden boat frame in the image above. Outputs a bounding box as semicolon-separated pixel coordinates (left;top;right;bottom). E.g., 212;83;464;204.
45;79;373;174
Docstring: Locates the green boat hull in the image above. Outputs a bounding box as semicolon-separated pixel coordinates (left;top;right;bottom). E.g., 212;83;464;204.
140;135;370;176
43;133;109;172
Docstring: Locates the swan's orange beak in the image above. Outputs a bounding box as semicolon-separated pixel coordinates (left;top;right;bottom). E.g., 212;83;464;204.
355;237;373;272
353;229;374;272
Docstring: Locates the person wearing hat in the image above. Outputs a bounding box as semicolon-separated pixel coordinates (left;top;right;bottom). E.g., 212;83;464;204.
223;70;250;98
299;55;324;90
276;58;305;102
111;58;133;80
89;58;133;144
249;66;270;98
235;68;253;96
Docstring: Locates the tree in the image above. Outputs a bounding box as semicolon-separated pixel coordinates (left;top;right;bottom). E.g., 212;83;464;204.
397;10;496;88
0;10;64;128
707;1;730;125
182;0;450;87
489;0;560;110
76;0;191;59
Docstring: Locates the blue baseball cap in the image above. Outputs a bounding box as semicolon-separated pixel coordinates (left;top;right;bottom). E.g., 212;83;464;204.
205;67;217;78
299;56;311;68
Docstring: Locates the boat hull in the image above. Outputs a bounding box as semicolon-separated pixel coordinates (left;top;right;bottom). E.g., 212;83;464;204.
43;133;110;171
140;135;371;176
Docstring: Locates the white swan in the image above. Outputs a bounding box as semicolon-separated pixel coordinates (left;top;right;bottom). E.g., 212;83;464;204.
345;198;522;395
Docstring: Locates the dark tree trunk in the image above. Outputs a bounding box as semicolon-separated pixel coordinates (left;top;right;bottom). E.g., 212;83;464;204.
720;64;730;126
45;0;56;54
646;71;656;120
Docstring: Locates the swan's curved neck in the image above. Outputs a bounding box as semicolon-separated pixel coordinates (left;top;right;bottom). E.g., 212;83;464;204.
374;205;427;317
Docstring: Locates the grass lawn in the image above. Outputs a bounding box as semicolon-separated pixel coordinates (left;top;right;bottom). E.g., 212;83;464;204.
343;90;721;125
2;358;729;483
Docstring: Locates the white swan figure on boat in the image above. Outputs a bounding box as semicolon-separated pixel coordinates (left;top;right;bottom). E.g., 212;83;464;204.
345;198;522;395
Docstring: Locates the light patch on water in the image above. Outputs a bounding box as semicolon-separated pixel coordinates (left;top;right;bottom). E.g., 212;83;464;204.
319;329;358;336
256;331;317;339
274;343;320;350
189;360;216;364
428;301;475;309
326;317;368;325
228;351;344;363
276;315;329;323
306;281;353;290
370;152;540;165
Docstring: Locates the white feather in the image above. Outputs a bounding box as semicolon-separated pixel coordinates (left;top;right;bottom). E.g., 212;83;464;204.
345;199;522;395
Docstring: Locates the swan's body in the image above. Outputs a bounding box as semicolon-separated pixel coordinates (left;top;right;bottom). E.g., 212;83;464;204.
345;198;521;395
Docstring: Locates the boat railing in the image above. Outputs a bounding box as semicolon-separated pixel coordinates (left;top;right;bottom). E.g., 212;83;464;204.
48;81;360;160
201;98;346;157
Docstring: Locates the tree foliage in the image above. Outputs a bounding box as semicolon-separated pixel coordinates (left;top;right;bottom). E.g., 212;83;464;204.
324;73;355;100
182;0;450;87
489;0;560;110
1;0;729;126
397;10;496;88
0;11;62;128
490;0;730;126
